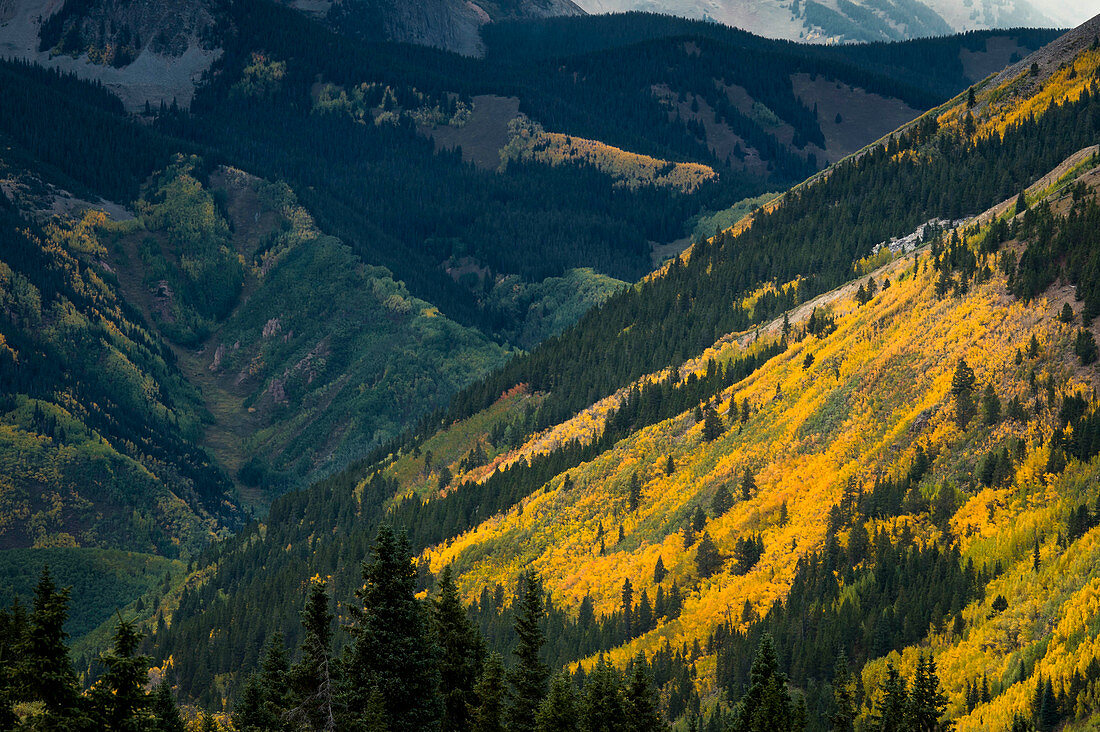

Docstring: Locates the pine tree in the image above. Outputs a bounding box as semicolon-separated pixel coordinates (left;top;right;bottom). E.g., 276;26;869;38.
629;473;642;511
981;383;1001;425
1016;191;1028;213
91;615;154;730
711;485;734;517
665;455;675;475
17;566;80;718
472;653;506;732
872;665;907;732
703;404;725;441
695;532;722;578
735;634;800;732
259;632;291;726
623;655;664;732
741;468;757;501
507;571;549;732
905;653;948;732
151;682;186;732
536;672;579;732
434;565;485;732
234;673;273;731
653;556;667;585
830;652;855;732
582;657;625;732
951;359;977;428
346;525;442;731
290;577;336;731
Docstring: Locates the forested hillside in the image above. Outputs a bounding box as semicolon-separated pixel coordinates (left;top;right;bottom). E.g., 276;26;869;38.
55;12;1099;731
4;5;1100;730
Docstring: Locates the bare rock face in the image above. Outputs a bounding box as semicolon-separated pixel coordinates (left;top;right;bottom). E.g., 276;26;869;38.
329;0;584;56
0;0;222;110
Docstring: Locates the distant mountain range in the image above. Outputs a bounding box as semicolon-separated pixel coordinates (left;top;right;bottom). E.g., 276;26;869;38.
574;0;1075;43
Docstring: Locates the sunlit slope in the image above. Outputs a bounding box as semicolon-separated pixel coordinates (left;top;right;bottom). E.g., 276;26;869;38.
427;202;1086;618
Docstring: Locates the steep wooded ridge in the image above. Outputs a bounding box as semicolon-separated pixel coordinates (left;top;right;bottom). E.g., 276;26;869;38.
1;1;1099;728
0;0;1045;526
108;12;1100;730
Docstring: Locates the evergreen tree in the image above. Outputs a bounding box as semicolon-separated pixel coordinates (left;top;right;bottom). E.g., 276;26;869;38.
234;674;273;732
981;383;1001;425
434;565;486;732
1016;191;1028;213
905;653;948;732
695;532;722;578
629;473;642;511
472;653;506;732
346;525;441;731
623;654;664;732
151;682;186;732
951;359;977;428
290;577;336;731
91;615;155;730
872;665;908;732
734;634;800;732
1075;328;1098;365
653;556;667;585
582;656;625;732
507;571;549;732
536;672;579;732
665;455;675;475
259;632;292;727
16;567;81;719
830;652;855;732
741;469;757;501
711;485;734;517
703;404;725;441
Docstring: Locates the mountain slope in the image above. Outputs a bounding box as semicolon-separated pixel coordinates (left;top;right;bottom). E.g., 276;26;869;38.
573;0;1056;42
141;17;1100;726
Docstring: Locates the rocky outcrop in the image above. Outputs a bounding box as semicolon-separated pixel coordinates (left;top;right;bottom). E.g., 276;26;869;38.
329;0;584;56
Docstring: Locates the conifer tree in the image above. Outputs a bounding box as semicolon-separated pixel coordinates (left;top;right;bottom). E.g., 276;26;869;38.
695;532;722;578
665;455;675;475
653;557;667;585
981;383;1001;425
290;577;336;731
91;616;155;730
536;672;579;732
151;682;186;732
507;571;549;732
734;634;800;732
872;665;907;732
711;485;734;517
741;468;757;501
703;404;724;441
234;674;273;731
582;657;625;732
434;565;485;732
17;567;81;720
629;473;642;511
259;632;292;727
830;652;855;732
472;653;506;732
346;525;441;731
951;359;976;428
905;653;947;732
623;654;664;732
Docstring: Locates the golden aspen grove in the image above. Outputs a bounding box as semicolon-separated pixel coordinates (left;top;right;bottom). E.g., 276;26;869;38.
6;2;1100;731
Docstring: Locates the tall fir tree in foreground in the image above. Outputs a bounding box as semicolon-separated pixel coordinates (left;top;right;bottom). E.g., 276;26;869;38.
345;525;442;731
290;577;337;730
734;633;802;732
434;565;486;732
507;571;550;732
